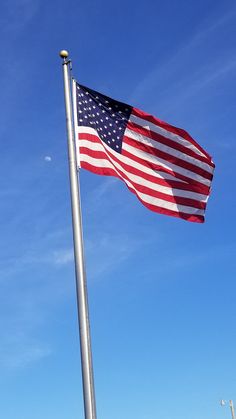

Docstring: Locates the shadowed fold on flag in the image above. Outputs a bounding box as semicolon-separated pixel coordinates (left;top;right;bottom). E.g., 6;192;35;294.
72;80;215;223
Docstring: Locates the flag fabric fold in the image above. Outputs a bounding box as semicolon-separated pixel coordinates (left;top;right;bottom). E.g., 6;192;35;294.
72;80;214;223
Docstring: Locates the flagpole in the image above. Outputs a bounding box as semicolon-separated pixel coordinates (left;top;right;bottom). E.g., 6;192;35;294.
59;50;97;419
230;401;236;419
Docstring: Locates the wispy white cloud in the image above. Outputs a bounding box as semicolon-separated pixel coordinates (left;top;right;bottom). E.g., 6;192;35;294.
81;176;119;214
0;242;72;372
85;232;151;279
215;139;236;151
143;241;236;279
53;248;74;265
131;7;236;111
192;7;236;45
0;225;150;371
0;248;74;279
157;57;236;118
0;0;39;35
91;177;118;201
0;281;54;371
0;225;74;279
0;1;40;142
0;337;52;370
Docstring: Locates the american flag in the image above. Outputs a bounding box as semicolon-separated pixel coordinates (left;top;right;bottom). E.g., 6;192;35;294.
72;81;214;223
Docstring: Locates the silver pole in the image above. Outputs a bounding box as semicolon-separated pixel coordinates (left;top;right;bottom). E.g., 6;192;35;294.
59;50;97;419
230;401;235;419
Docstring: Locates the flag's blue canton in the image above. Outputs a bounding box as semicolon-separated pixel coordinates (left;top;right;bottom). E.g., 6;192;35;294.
76;83;132;153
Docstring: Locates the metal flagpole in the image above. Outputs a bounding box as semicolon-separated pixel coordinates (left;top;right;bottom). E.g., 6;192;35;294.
230;400;236;419
59;50;97;419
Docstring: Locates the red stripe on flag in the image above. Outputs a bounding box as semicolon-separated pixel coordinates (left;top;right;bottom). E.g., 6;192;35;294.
127;120;215;168
121;142;210;192
80;145;206;210
132;107;214;162
73;81;214;222
78;132;210;195
79;133;209;195
123;135;213;181
80;160;205;223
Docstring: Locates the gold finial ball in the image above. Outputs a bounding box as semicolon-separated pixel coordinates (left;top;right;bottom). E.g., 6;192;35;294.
59;50;69;59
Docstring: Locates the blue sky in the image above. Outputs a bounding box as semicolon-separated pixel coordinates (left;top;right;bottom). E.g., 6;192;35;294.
0;0;236;418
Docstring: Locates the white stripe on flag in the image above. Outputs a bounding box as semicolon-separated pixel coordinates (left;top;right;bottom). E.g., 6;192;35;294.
78;137;208;202
125;127;213;174
122;139;211;187
76;127;188;184
79;153;205;216
129;113;207;158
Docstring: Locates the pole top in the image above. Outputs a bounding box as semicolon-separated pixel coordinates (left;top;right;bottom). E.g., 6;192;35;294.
59;50;69;59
